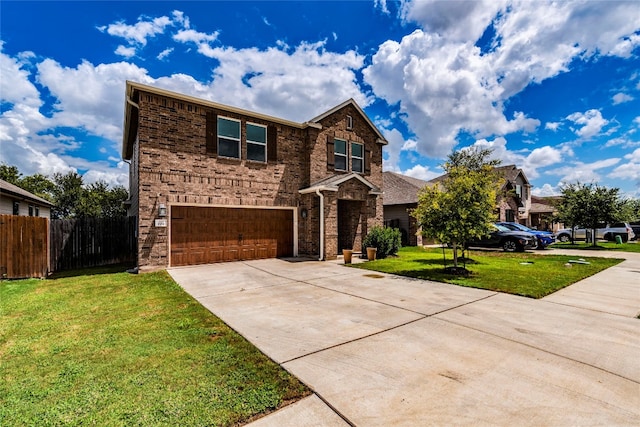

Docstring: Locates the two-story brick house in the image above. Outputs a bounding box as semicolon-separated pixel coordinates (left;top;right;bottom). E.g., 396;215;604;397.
122;81;386;271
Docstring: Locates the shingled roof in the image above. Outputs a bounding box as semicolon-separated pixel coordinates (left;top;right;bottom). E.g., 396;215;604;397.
383;171;431;206
0;179;54;207
428;164;529;189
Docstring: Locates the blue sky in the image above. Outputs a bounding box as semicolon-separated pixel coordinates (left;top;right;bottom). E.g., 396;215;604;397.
1;1;639;197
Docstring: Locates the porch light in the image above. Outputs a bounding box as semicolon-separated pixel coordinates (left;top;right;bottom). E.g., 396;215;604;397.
158;203;167;217
301;208;308;219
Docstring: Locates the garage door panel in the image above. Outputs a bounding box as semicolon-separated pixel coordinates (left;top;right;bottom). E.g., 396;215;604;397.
171;207;293;266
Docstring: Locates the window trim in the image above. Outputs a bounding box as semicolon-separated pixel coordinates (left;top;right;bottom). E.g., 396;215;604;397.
246;122;267;163
346;115;353;130
217;116;241;159
334;138;348;172
351;142;364;174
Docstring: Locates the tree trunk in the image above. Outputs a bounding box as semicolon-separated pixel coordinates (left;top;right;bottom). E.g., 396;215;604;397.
452;242;459;268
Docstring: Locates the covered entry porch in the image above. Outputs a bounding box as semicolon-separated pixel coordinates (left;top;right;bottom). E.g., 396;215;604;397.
299;173;382;260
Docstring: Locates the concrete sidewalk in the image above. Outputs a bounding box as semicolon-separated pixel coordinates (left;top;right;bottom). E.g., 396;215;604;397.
169;251;640;426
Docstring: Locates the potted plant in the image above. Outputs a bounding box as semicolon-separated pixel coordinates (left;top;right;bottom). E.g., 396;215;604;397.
342;249;353;264
366;247;377;261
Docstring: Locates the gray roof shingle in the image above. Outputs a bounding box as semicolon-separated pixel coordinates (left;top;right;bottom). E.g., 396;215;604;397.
383;171;431;206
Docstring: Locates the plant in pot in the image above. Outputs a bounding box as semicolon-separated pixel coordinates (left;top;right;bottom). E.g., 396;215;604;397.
362;226;402;260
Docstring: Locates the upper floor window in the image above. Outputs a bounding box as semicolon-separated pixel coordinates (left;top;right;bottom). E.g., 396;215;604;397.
346;115;353;130
334;139;347;171
351;142;363;173
217;117;241;159
13;201;19;215
247;123;267;163
28;205;34;216
35;207;40;217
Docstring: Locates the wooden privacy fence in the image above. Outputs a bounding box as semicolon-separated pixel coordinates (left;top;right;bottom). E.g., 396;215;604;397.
0;215;49;279
50;217;137;272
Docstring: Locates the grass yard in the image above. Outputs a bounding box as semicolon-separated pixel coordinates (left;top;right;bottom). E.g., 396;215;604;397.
352;246;624;298
0;267;309;426
551;241;640;253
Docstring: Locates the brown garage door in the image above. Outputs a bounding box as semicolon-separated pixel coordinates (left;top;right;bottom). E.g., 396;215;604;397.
170;206;293;266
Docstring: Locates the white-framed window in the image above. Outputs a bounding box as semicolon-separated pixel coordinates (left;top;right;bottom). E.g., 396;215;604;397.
351;142;363;173
346;115;353;130
334;138;347;171
515;184;522;198
246;122;267;162
217;116;241;159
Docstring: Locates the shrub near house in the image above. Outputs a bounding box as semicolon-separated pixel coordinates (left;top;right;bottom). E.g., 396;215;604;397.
362;226;402;258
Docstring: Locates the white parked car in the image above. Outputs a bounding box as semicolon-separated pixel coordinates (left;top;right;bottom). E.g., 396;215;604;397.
555;222;636;243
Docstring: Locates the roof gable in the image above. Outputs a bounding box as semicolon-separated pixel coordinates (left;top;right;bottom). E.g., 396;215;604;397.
309;98;388;145
300;173;381;194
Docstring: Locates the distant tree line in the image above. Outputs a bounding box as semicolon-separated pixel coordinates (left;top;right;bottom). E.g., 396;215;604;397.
1;163;129;219
555;182;640;245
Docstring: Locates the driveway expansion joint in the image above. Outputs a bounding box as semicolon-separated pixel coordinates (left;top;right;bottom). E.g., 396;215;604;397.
436;316;640;385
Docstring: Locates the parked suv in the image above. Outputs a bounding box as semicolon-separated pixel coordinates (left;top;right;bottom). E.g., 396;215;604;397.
496;222;555;249
555;222;636;243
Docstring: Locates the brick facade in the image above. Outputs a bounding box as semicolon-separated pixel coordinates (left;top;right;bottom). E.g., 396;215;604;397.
123;82;386;269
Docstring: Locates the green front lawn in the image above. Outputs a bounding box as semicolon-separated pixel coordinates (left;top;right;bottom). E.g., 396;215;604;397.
352;247;623;298
0;267;308;426
551;241;640;253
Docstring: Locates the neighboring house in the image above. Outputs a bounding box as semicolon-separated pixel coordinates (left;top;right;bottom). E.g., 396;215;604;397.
427;164;533;225
529;195;563;232
0;179;54;219
122;81;386;271
382;171;431;246
492;165;532;225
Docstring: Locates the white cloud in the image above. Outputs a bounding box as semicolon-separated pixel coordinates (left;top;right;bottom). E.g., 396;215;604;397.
115;45;136;58
402;164;441;181
364;0;640;158
189;41;368;121
545;122;560;131
157;48;173;60
566;109;609;139
98;15;172;46
0;42;42;108
547;158;621;184
612;92;634;105
375;0;390;15
532;183;559;197
401;0;506;43
608;148;640;189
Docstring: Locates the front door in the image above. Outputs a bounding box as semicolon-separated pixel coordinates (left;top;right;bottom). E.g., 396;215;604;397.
337;200;364;252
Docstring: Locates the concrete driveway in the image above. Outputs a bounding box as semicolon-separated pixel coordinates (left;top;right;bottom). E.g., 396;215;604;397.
168;253;640;426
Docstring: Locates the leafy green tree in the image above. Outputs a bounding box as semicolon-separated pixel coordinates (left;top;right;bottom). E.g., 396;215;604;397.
51;172;85;219
19;174;56;202
0;163;21;184
556;182;623;247
616;198;640;222
76;181;128;218
412;147;502;270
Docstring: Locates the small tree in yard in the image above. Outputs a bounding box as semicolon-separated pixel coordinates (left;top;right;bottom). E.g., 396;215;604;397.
412;147;502;273
556;182;622;247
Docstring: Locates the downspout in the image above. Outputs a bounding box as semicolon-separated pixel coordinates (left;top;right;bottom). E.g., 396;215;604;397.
315;188;324;261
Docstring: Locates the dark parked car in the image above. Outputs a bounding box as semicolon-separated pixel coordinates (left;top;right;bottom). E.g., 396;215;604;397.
496;222;556;249
467;224;537;252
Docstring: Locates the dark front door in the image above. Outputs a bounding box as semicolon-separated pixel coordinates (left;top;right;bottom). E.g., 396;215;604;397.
337;200;364;252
